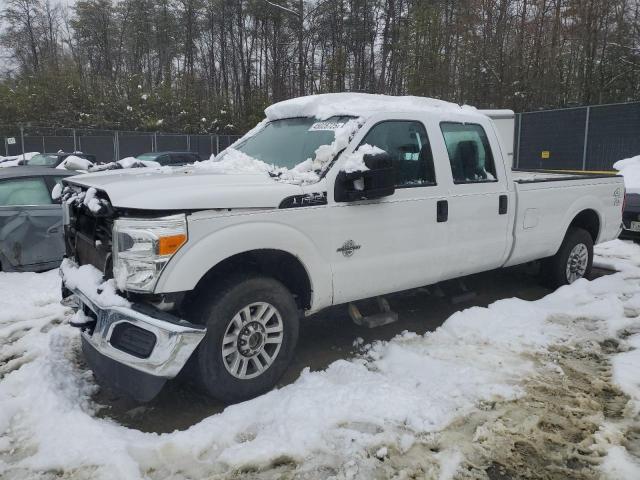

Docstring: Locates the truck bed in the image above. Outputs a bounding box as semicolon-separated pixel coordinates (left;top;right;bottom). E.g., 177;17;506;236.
512;169;618;184
504;169;624;269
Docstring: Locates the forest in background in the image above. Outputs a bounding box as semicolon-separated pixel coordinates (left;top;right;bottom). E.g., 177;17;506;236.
0;0;639;134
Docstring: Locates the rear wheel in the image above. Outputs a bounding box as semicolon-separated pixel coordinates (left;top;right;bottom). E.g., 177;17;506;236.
541;227;593;288
192;275;299;403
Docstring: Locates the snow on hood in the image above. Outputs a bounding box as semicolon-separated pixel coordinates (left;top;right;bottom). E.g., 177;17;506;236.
66;165;304;210
265;93;482;121
613;155;640;194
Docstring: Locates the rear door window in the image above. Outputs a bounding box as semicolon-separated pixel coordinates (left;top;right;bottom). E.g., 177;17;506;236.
0;177;53;206
440;123;497;184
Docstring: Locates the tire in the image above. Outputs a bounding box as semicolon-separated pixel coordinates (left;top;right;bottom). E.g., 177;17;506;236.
191;275;299;403
541;227;593;289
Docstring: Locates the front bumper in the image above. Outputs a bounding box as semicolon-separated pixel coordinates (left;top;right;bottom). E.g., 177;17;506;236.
621;208;640;240
61;268;206;401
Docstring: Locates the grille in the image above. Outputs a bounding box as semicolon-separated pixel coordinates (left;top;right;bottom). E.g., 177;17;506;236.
622;211;638;228
67;195;114;278
110;323;157;358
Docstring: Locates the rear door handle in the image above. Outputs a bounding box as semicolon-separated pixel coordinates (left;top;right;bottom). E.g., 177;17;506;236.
499;195;508;215
437;200;448;222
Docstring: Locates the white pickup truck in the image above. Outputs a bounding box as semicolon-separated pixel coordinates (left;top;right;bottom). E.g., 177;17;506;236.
60;93;624;403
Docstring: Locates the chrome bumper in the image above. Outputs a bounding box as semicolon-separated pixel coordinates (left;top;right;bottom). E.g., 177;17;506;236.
63;280;206;379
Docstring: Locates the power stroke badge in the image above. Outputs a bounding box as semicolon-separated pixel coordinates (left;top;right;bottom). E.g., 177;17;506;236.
337;240;361;257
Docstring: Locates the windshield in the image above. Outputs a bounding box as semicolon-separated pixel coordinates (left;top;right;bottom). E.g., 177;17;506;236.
228;116;355;170
27;154;59;166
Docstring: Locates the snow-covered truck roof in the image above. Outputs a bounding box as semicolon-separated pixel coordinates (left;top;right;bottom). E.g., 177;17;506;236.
264;92;486;121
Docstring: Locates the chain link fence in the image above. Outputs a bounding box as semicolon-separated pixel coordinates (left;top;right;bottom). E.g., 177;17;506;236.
1;126;242;164
515;101;640;171
4;102;639;171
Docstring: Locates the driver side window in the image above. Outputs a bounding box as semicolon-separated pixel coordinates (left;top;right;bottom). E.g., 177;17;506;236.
360;120;436;188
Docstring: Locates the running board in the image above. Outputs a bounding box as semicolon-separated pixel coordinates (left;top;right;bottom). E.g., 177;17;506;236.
440;278;477;305
348;297;398;328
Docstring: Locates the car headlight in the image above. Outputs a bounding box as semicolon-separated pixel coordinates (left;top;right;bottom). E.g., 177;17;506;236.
112;214;187;292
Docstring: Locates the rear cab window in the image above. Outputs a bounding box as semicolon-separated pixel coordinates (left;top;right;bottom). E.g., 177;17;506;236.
440;122;497;184
0;177;53;206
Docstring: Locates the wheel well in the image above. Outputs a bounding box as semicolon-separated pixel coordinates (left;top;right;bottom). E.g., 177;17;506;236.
190;249;312;310
569;209;600;242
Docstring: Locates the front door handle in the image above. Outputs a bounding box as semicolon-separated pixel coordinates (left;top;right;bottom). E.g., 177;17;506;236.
499;195;508;215
437;200;448;222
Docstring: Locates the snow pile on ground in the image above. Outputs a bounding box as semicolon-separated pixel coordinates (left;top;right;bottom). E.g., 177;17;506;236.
593;239;640;272
592;242;640;479
0;152;39;168
1;243;640;479
265;93;481;121
614;155;640;194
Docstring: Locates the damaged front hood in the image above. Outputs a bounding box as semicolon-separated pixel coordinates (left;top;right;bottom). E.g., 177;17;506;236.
65;167;304;210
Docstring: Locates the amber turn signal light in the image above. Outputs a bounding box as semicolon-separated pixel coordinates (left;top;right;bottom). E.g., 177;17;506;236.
158;234;187;256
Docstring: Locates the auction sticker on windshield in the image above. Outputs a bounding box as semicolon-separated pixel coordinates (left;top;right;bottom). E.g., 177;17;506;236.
309;121;345;131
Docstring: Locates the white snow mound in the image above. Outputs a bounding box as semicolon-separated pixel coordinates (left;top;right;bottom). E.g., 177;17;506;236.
613;155;640;194
56;155;94;171
0;241;640;479
0;151;40;168
265;93;482;121
341;144;385;173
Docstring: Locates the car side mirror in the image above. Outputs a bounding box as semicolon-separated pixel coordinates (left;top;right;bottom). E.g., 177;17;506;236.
334;152;395;202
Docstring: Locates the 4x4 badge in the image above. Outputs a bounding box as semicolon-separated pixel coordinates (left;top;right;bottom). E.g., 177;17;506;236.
337;240;361;257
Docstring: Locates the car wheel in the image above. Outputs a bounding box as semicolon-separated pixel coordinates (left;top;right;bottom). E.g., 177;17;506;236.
542;227;593;288
192;275;299;403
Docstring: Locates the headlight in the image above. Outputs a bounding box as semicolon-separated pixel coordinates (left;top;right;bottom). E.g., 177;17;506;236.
113;214;187;292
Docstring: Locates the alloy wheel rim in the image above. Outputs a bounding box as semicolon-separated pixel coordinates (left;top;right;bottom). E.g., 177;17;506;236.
566;243;588;284
221;302;284;379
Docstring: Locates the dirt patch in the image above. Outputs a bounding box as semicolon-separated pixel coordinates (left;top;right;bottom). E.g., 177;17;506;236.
168;336;637;480
362;339;635;480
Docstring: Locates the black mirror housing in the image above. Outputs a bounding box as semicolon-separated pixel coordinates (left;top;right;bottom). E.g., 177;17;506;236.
334;152;395;202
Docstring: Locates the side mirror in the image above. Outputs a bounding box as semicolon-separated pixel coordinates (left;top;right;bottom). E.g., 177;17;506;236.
334;152;395;202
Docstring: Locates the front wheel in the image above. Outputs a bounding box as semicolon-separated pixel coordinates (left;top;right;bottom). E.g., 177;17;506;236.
192;275;299;403
541;227;593;288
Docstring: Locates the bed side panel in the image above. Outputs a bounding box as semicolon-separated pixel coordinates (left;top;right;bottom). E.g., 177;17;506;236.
505;178;623;267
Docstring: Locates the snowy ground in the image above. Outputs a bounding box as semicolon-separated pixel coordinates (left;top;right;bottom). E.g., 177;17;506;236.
1;241;640;479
